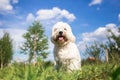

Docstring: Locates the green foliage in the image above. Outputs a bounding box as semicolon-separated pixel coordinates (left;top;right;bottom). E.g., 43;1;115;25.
85;27;120;63
112;66;120;80
106;28;120;63
20;21;49;62
0;61;119;80
85;41;104;60
0;32;13;68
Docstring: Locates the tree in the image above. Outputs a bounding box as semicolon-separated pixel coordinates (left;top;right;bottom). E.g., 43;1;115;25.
106;28;120;62
20;21;49;63
85;41;104;62
0;32;13;68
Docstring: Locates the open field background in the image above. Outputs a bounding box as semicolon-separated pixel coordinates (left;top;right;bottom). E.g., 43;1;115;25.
0;0;120;80
0;20;120;80
0;61;120;80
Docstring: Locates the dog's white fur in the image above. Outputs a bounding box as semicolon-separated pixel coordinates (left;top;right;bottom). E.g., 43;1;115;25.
51;22;81;72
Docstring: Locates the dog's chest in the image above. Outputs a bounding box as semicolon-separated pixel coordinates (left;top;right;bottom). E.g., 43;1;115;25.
55;45;74;60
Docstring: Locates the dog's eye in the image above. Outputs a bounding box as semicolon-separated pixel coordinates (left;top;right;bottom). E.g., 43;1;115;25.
54;28;57;31
64;28;67;31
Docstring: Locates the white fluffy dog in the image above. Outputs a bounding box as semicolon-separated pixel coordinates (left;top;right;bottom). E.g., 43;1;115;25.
51;22;81;72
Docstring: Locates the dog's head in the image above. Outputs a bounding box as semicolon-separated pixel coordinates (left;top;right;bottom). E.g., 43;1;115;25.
51;22;75;45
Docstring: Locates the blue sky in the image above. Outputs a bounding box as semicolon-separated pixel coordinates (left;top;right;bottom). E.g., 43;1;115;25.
0;0;120;61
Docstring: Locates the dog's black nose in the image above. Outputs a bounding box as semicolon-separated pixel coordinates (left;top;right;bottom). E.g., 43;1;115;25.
59;31;63;35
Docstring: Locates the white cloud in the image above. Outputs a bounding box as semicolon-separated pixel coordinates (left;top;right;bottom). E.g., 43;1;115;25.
26;13;35;23
77;23;119;51
27;7;76;23
36;7;61;20
0;0;13;12
26;7;76;37
89;0;102;6
82;23;118;42
60;9;76;22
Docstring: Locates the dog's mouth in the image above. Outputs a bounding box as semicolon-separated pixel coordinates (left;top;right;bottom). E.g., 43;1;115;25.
56;35;68;42
57;35;65;41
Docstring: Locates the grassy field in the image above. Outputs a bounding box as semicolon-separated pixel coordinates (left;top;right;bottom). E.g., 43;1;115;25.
0;61;120;80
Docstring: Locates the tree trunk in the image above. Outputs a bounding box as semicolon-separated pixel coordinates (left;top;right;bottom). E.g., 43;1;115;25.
1;61;3;69
105;48;109;63
33;34;37;65
0;51;3;69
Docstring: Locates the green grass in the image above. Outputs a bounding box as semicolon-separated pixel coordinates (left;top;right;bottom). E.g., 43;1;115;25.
0;62;120;80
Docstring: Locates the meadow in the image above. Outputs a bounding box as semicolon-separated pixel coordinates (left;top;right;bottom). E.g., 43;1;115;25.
0;60;120;80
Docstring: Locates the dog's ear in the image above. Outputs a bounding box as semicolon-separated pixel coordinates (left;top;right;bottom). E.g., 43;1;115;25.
51;35;55;44
67;26;76;43
51;28;56;44
70;33;75;42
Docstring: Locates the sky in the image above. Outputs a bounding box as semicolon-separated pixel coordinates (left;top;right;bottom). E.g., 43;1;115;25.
0;0;120;62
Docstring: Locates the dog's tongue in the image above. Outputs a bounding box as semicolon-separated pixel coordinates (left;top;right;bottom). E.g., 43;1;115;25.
59;36;63;41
